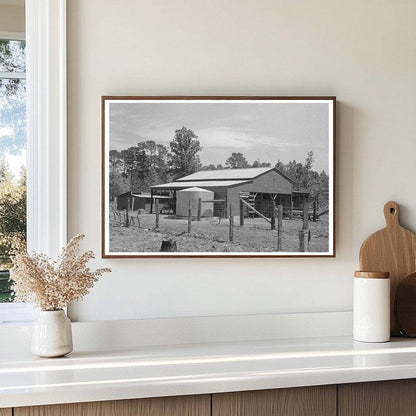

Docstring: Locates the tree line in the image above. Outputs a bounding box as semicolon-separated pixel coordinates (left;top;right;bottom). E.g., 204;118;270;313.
109;126;329;204
109;126;201;199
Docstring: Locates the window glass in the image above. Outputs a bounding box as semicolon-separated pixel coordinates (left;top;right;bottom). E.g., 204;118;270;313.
0;39;26;303
0;39;26;73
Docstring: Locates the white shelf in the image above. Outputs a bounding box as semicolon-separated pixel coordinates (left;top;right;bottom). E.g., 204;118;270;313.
2;335;416;408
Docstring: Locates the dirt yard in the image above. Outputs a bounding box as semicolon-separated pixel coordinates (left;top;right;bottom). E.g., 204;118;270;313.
109;209;329;253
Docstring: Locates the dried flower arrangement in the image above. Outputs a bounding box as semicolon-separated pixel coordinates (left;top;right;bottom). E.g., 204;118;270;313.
10;234;111;311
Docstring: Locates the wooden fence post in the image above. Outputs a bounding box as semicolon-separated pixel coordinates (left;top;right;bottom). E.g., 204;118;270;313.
303;202;309;230
188;201;192;233
197;197;202;221
277;205;283;251
229;203;234;242
155;199;159;228
290;199;294;219
125;198;130;227
271;202;276;230
313;200;317;222
299;229;308;252
240;198;244;227
218;201;223;224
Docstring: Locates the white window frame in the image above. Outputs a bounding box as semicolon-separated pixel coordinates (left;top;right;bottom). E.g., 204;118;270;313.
0;0;67;323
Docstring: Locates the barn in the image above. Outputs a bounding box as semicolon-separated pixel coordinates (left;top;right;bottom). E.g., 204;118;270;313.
116;191;172;213
150;167;309;217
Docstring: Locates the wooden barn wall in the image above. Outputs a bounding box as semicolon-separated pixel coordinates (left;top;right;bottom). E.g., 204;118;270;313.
226;171;293;216
245;171;292;194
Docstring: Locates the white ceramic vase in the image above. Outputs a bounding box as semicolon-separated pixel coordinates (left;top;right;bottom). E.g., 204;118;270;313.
31;310;73;358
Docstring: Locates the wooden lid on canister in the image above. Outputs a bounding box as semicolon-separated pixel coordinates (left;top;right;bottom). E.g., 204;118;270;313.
354;271;390;279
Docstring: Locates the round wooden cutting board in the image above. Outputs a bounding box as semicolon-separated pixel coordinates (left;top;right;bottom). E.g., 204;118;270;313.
359;201;416;336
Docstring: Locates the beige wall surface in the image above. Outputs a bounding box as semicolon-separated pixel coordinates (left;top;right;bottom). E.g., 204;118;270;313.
0;4;24;33
67;0;416;321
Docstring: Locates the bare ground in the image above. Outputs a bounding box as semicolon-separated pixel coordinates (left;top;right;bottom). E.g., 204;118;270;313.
109;210;329;253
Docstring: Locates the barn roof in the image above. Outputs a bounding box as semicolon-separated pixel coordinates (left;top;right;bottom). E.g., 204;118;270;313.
177;187;214;193
131;193;171;199
117;191;171;199
176;167;271;181
151;180;252;189
176;167;294;183
292;190;311;195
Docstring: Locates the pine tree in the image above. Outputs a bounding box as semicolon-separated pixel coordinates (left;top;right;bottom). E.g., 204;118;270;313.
169;127;202;179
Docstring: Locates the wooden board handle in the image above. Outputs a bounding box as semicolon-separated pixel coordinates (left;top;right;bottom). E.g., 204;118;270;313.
384;201;400;228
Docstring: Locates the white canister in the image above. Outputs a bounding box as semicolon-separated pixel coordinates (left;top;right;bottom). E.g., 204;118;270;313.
353;271;390;343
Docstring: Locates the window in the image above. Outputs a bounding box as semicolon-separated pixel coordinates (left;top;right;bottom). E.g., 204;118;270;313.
0;1;67;324
0;34;26;307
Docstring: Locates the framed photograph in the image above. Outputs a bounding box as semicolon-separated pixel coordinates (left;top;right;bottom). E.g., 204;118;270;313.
102;96;336;258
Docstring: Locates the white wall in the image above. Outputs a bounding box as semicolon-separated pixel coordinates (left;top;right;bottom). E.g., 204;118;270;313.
67;0;416;322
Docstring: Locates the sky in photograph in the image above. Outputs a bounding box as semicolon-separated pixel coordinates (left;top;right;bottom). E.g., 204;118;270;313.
109;101;330;173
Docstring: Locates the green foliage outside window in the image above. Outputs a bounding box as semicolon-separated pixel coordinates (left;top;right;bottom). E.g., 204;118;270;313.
0;163;26;302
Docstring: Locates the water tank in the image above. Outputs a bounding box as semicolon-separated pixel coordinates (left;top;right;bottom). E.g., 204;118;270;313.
176;187;214;217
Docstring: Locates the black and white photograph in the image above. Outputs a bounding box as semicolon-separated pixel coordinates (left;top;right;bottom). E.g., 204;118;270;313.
102;97;335;257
